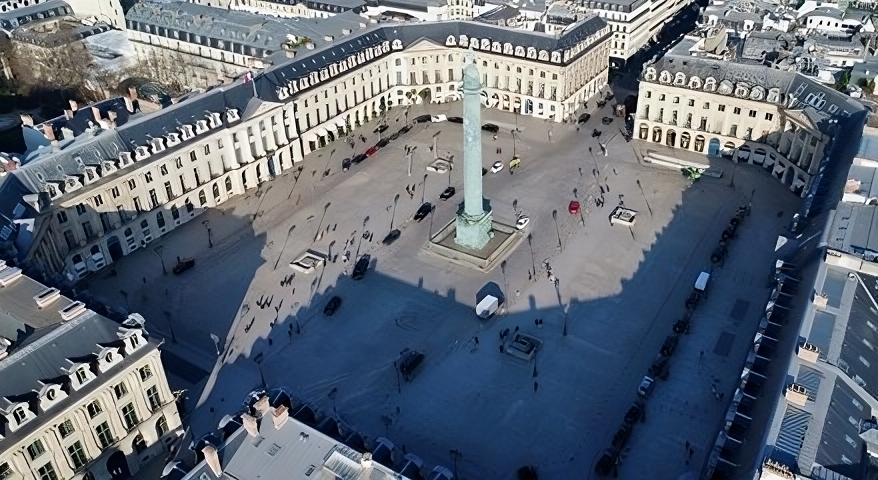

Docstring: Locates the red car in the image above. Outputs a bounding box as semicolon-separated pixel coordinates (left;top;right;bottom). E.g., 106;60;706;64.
568;201;581;215
365;146;378;157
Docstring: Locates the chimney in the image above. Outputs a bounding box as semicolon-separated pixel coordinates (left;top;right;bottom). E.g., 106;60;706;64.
272;406;289;430
42;124;56;141
128;86;138;100
68;100;78;112
124;97;134;113
202;445;222;477
360;452;373;468
91;106;102;123
241;413;258;437
253;395;270;417
60;127;73;140
19;114;34;127
64;110;73;120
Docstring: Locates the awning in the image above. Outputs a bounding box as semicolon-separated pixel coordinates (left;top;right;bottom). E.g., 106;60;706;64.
315;127;329;137
335;117;347;128
303;132;318;143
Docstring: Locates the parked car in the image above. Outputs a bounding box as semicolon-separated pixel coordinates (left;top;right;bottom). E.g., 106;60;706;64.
568;201;581;215
414;203;432;221
481;123;500;133
377;139;389;148
594;449;619;476
516;215;530;230
577;113;591;124
648;354;670;380
611;424;632;450
382;229;401;245
398;348;425;380
365;146;378;157
623;401;645;425
601;116;613;125
413;114;432;124
342;158;351;171
323;296;342;316
490;161;504;173
374;124;389;133
440;186;456;200
660;334;679;356
173;257;195;274
448;116;463;124
352;254;370;280
351;153;366;164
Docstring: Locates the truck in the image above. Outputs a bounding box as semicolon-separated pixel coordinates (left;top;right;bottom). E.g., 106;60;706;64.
476;295;499;319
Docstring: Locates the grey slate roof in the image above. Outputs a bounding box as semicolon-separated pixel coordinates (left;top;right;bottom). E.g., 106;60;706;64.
827;202;878;255
0;273;157;444
814;379;869;477
127;2;366;56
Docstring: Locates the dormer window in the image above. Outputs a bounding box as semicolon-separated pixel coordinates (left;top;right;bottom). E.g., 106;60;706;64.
13;407;27;423
134;146;151;161
179;125;195;141
75;367;88;384
226;109;240;122
195;120;209;134
87;399;102;418
128;335;140;350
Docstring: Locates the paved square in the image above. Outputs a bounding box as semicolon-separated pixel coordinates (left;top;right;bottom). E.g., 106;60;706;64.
85;102;802;479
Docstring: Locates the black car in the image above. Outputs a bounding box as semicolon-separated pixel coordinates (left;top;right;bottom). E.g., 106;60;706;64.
351;153;367;165
342;158;352;171
374;124;389;133
323;296;342;316
173;257;195;274
448;116;463;124
594;449;619;476
398;125;412;135
414;203;432;221
623;402;645;425
382;229;401;245
377;139;390;148
660;334;679;356
481;123;500;133
352;254;370;280
648;354;670;380
440;186;456;200
577;113;591;124
398;348;425;380
601;117;613;125
413;115;431;124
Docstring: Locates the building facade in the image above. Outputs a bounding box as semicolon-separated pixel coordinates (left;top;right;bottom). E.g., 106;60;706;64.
582;0;693;67
0;0;123;29
0;269;181;480
6;17;609;282
634;55;864;196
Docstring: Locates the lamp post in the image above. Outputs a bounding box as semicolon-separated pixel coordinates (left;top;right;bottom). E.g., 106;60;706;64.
422;173;428;203
527;233;536;280
153;246;167;274
202;220;213;248
273;225;296;270
552;209;562;252
163;310;177;343
636;179;653;217
390;194;400;230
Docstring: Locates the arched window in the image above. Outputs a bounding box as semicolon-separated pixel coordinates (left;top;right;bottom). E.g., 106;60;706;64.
680;132;691;149
133;434;147;454
225;177;233;192
212;184;220;199
156;415;169;437
652;127;662;143
198;190;207;206
639;124;648;140
156;212;165;229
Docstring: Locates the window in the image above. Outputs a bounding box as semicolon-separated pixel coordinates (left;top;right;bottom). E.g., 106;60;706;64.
122;403;138;431
672;97;679;104
164;181;173;200
645;91;651;98
160;165;168;176
149;189;159;209
13;407;26;423
171;205;180;221
37;463;57;480
659;94;665;101
217;139;224;149
114;382;128;399
95;422;113;448
87;400;102;418
59;419;75;438
748;110;757;118
718;105;725;112
204;144;210;155
57;211;68;223
75;204;86;215
75;368;88;384
144;172;153;183
225;177;233;193
27;439;46;460
128;179;136;191
145;385;162;411
687;99;694;107
139;364;153;381
111;186;120;198
733;107;741;115
94;195;105;207
0;463;12;480
156;212;165;229
175;157;182;169
67;441;88;469
765;113;774;121
703;102;710;109
189;151;197;162
156;415;169;436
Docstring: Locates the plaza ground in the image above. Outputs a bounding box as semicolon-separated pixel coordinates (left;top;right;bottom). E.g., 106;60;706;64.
85;100;801;479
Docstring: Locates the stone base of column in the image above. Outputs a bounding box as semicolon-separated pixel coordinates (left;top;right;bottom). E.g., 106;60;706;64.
454;210;493;250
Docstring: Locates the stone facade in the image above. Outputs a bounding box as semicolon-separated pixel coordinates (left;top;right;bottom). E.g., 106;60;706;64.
9;18;610;282
634;55;861;196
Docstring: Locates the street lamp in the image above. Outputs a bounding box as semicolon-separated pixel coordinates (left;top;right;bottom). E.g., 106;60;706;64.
422;173;428;203
163;310;177;343
210;333;221;356
273;225;296;270
527;233;536;280
552;209;562;252
153;246;167;274
390;194;400;230
202;220;213;248
636;179;653;217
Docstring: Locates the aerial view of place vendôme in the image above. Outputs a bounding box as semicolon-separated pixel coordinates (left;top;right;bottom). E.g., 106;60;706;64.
2;0;878;478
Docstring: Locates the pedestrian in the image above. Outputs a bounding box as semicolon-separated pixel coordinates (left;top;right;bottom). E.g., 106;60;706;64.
688;447;694;458
499;345;504;353
685;440;690;451
142;277;147;284
535;319;539;327
534;381;539;392
514;326;519;333
474;336;479;345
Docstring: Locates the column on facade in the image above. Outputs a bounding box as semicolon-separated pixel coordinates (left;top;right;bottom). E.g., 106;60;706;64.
7;451;34;480
236;127;255;165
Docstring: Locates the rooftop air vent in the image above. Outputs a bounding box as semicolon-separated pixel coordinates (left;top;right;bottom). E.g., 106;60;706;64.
59;301;87;321
34;287;61;308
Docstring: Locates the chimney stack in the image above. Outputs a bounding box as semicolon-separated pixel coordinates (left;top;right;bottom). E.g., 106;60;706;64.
42;124;56;141
19;114;34;127
241;413;258;437
68;100;78;112
91;106;102;123
64;110;73;120
253;395;270;417
128;86;138;100
124;97;134;113
272;406;289;430
202;445;222;477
